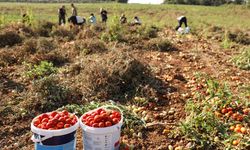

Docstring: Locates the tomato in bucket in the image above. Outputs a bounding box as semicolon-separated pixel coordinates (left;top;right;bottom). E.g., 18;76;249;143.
80;107;123;150
31;110;79;150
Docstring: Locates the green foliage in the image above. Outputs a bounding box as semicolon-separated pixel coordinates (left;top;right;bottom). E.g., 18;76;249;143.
101;17;124;42
231;48;250;70
165;0;229;5
31;76;73;112
137;25;159;39
174;76;250;149
24;61;57;79
59;100;146;134
0;14;6;26
221;31;232;49
22;9;34;26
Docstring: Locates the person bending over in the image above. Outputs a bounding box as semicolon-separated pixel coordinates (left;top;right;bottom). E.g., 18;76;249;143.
131;16;141;26
89;13;97;24
68;16;85;26
120;14;127;24
175;16;188;31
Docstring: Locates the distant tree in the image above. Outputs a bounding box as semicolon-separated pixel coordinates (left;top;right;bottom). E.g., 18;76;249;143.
234;0;244;4
117;0;128;3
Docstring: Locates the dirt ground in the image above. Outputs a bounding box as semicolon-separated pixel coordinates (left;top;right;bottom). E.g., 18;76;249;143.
0;25;249;150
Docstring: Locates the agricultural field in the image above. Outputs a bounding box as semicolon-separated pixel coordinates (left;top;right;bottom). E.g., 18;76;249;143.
0;2;250;150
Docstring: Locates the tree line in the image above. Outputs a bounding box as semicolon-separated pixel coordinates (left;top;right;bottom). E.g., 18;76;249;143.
164;0;248;6
1;0;248;6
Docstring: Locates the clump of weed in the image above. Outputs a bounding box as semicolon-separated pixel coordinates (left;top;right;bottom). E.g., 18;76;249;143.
36;37;56;53
35;21;56;37
22;75;81;112
101;18;125;42
137;25;159;39
0;50;17;66
0;30;22;48
23;39;37;54
148;39;177;52
51;27;74;41
77;50;153;100
77;29;96;39
231;48;250;70
29;51;68;66
90;23;105;32
24;61;57;79
227;29;250;45
74;40;107;55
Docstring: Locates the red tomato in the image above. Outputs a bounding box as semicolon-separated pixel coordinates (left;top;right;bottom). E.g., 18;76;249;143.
100;113;108;119
93;123;99;127
41;113;49;119
66;118;72;124
62;110;69;116
99;122;105;128
83;114;90;119
46;122;53;128
71;119;77;125
57;122;64;129
112;118;119;124
94;115;101;123
91;112;98;117
42;118;49;123
113;113;121;119
50;111;58;117
97;108;105;115
58;117;65;122
105;121;112;127
51;118;58;124
227;107;233;112
100;110;106;114
64;124;71;128
33;119;41;126
37;124;42;128
110;114;116;119
41;124;47;129
54;114;61;120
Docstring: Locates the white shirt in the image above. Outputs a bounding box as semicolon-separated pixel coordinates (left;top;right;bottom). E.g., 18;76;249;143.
76;16;84;24
177;16;185;21
89;16;96;24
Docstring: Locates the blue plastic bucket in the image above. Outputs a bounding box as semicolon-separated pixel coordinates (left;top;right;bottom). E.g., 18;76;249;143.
31;115;79;150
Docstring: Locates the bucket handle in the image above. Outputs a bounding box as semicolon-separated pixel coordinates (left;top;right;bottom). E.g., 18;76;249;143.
31;134;54;143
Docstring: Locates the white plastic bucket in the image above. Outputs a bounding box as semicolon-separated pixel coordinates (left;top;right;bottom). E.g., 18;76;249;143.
80;107;123;150
31;114;79;150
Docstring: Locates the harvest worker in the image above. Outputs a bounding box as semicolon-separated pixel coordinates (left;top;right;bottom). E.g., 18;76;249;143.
175;16;189;33
89;13;97;24
100;8;108;23
58;5;66;25
131;16;141;26
68;16;86;26
71;3;77;16
120;14;127;24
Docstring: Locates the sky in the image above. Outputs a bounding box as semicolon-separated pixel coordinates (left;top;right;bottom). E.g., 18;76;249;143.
127;0;164;4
